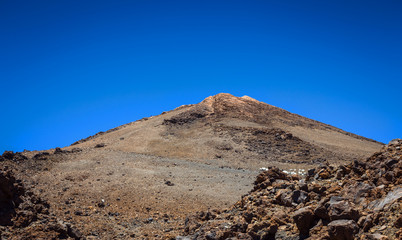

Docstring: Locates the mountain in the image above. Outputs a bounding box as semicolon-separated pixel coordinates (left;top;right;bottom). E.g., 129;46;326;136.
68;93;382;169
0;93;386;239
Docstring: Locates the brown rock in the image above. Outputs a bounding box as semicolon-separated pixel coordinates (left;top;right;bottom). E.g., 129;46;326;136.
395;215;402;228
327;220;359;240
292;207;315;236
319;169;331;179
274;189;293;207
327;197;360;221
358;214;374;232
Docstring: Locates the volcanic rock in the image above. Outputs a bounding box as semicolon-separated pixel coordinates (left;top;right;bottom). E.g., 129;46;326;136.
0;167;82;239
327;220;359;240
179;139;401;239
292;207;315;235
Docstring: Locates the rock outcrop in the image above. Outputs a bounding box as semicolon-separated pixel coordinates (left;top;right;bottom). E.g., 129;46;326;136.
0;166;82;239
179;139;401;239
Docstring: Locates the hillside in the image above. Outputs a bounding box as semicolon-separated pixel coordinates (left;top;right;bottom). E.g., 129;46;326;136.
68;93;382;169
179;139;402;240
0;93;388;239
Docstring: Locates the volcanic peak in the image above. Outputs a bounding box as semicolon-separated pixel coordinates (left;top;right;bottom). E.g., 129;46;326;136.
68;93;382;165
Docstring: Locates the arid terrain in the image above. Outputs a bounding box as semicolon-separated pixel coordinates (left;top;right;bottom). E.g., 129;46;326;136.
2;93;399;240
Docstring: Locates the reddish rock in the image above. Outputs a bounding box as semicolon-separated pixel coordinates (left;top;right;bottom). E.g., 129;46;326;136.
292;207;315;236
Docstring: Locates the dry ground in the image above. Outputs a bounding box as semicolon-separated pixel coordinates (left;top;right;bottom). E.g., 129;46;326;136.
18;149;257;239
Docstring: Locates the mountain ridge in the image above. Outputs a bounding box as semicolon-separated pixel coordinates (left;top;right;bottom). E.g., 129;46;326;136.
72;93;380;147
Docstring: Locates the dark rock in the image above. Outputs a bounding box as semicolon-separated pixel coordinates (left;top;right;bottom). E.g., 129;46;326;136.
33;152;50;160
327;220;358;240
0;167;84;239
97;200;106;208
165;180;175;186
327;197;360;221
205;231;216;240
2;151;15;160
71;148;82;153
307;168;316;176
292;207;315;236
242;211;255;223
395;215;402;228
108;212;119;217
359;214;374;232
54;147;65;154
291;190;309;204
274;189;293;207
74;210;83;216
345;182;374;204
163;108;208;126
13;152;28;161
66;224;83;239
314;198;330;220
0;168;25;225
299;182;308;192
385;159;398;168
94;143;106;148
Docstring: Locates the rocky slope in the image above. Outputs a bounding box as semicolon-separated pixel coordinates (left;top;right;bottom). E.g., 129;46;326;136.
67;93;382;169
179;139;402;240
0;163;82;239
0;93;391;239
0;138;397;240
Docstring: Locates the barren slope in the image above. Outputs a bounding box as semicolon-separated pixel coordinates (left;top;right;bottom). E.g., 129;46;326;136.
0;93;386;239
68;93;382;168
2;148;256;239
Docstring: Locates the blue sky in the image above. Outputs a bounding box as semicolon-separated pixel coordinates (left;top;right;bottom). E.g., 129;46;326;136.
1;0;401;152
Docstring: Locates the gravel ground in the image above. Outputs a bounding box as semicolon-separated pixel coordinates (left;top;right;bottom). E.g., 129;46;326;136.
26;149;256;239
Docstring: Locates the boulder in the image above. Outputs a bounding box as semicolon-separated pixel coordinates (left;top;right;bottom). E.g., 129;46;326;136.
292;207;315;236
327;197;360;221
291;190;309;204
327;220;359;240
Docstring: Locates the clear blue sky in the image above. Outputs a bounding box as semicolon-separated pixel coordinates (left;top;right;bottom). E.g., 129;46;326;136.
1;0;401;152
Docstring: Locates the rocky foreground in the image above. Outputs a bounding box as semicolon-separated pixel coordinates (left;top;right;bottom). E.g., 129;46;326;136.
0;139;400;240
179;139;402;240
0;165;82;239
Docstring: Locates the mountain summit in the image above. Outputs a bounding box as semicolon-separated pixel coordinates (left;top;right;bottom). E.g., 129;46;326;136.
69;93;382;168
